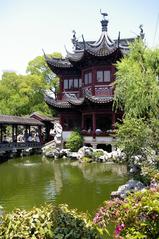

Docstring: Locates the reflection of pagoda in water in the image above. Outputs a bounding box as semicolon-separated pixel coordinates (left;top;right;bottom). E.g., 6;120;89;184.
44;13;136;151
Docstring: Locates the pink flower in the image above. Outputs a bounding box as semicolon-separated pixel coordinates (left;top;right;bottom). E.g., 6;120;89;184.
115;223;125;236
93;213;102;224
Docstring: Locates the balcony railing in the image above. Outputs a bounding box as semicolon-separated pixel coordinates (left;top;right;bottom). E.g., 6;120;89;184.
0;142;42;152
81;129;115;137
56;86;113;100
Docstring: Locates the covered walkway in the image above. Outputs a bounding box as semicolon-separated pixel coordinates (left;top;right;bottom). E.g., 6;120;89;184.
0;115;44;152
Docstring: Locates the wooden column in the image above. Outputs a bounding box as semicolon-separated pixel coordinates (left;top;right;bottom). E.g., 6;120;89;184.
92;112;96;138
38;126;42;143
59;77;63;100
81;71;84;98
92;69;96;96
28;126;31;134
12;125;14;142
38;126;41;135
25;126;28;142
15;125;18;142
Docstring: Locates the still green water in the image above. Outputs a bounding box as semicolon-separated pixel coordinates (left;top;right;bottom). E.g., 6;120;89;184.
0;155;127;215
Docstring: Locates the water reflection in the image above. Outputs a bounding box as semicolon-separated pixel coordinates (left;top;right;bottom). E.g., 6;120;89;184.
77;162;127;182
0;156;127;214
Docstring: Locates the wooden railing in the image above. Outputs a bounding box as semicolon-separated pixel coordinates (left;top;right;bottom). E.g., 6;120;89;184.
0;142;42;152
81;130;115;137
56;86;113;100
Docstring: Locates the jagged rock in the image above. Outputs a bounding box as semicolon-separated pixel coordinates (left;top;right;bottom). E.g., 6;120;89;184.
111;179;145;199
110;149;127;163
54;122;63;146
59;149;70;158
129;165;140;174
45;150;54;158
45;148;60;159
97;155;105;163
43;145;127;164
67;151;78;160
77;146;94;160
54;148;60;158
42;121;63;157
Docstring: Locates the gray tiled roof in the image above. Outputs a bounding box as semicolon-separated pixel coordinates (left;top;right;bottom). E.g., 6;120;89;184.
0;115;44;126
44;90;113;109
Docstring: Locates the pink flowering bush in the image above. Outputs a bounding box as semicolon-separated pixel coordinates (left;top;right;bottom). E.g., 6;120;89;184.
94;187;159;238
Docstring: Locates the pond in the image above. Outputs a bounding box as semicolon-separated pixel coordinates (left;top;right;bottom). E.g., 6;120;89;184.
0;155;127;216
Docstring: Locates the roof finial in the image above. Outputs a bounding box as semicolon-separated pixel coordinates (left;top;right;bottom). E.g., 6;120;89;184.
72;30;78;49
72;30;77;44
139;24;145;40
100;9;108;32
117;31;120;48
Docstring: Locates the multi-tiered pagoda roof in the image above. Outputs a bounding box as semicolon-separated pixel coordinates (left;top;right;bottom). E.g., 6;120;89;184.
44;13;137;110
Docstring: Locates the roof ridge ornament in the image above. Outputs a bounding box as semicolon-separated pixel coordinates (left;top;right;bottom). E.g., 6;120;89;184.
72;30;78;48
139;24;145;40
100;9;108;32
82;34;86;49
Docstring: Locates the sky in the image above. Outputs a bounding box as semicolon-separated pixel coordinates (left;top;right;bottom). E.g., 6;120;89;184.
0;0;159;76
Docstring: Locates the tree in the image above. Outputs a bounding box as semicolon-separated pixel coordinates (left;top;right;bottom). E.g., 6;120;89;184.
116;116;151;158
0;51;62;116
114;40;159;119
0;72;52;116
114;39;159;156
26;52;62;91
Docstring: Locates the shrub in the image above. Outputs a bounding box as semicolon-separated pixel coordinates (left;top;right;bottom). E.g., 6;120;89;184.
92;150;104;160
52;204;103;238
94;188;159;238
116;117;151;159
139;164;159;185
0;204;103;239
66;130;83;152
0;204;54;239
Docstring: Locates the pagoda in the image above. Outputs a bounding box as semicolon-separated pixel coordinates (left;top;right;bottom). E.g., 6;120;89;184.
44;13;135;151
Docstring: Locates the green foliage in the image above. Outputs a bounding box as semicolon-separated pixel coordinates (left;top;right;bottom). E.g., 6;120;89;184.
94;188;159;238
114;40;159;158
114;39;159;119
140;164;159;185
52;204;103;239
0;72;51;116
92;150;104;160
149;118;159;151
66;130;83;152
116;117;151;158
0;204;54;238
119;189;159;238
0;51;62;116
0;204;103;239
26;52;62;91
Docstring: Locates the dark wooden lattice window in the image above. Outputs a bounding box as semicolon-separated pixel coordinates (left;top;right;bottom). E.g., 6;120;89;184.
84;72;92;85
97;70;110;82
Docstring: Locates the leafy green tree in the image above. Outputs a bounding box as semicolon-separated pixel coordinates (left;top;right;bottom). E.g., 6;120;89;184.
26;52;62;91
0;72;51;116
114;40;159;118
114;39;159;156
0;51;62;116
116;116;151;158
